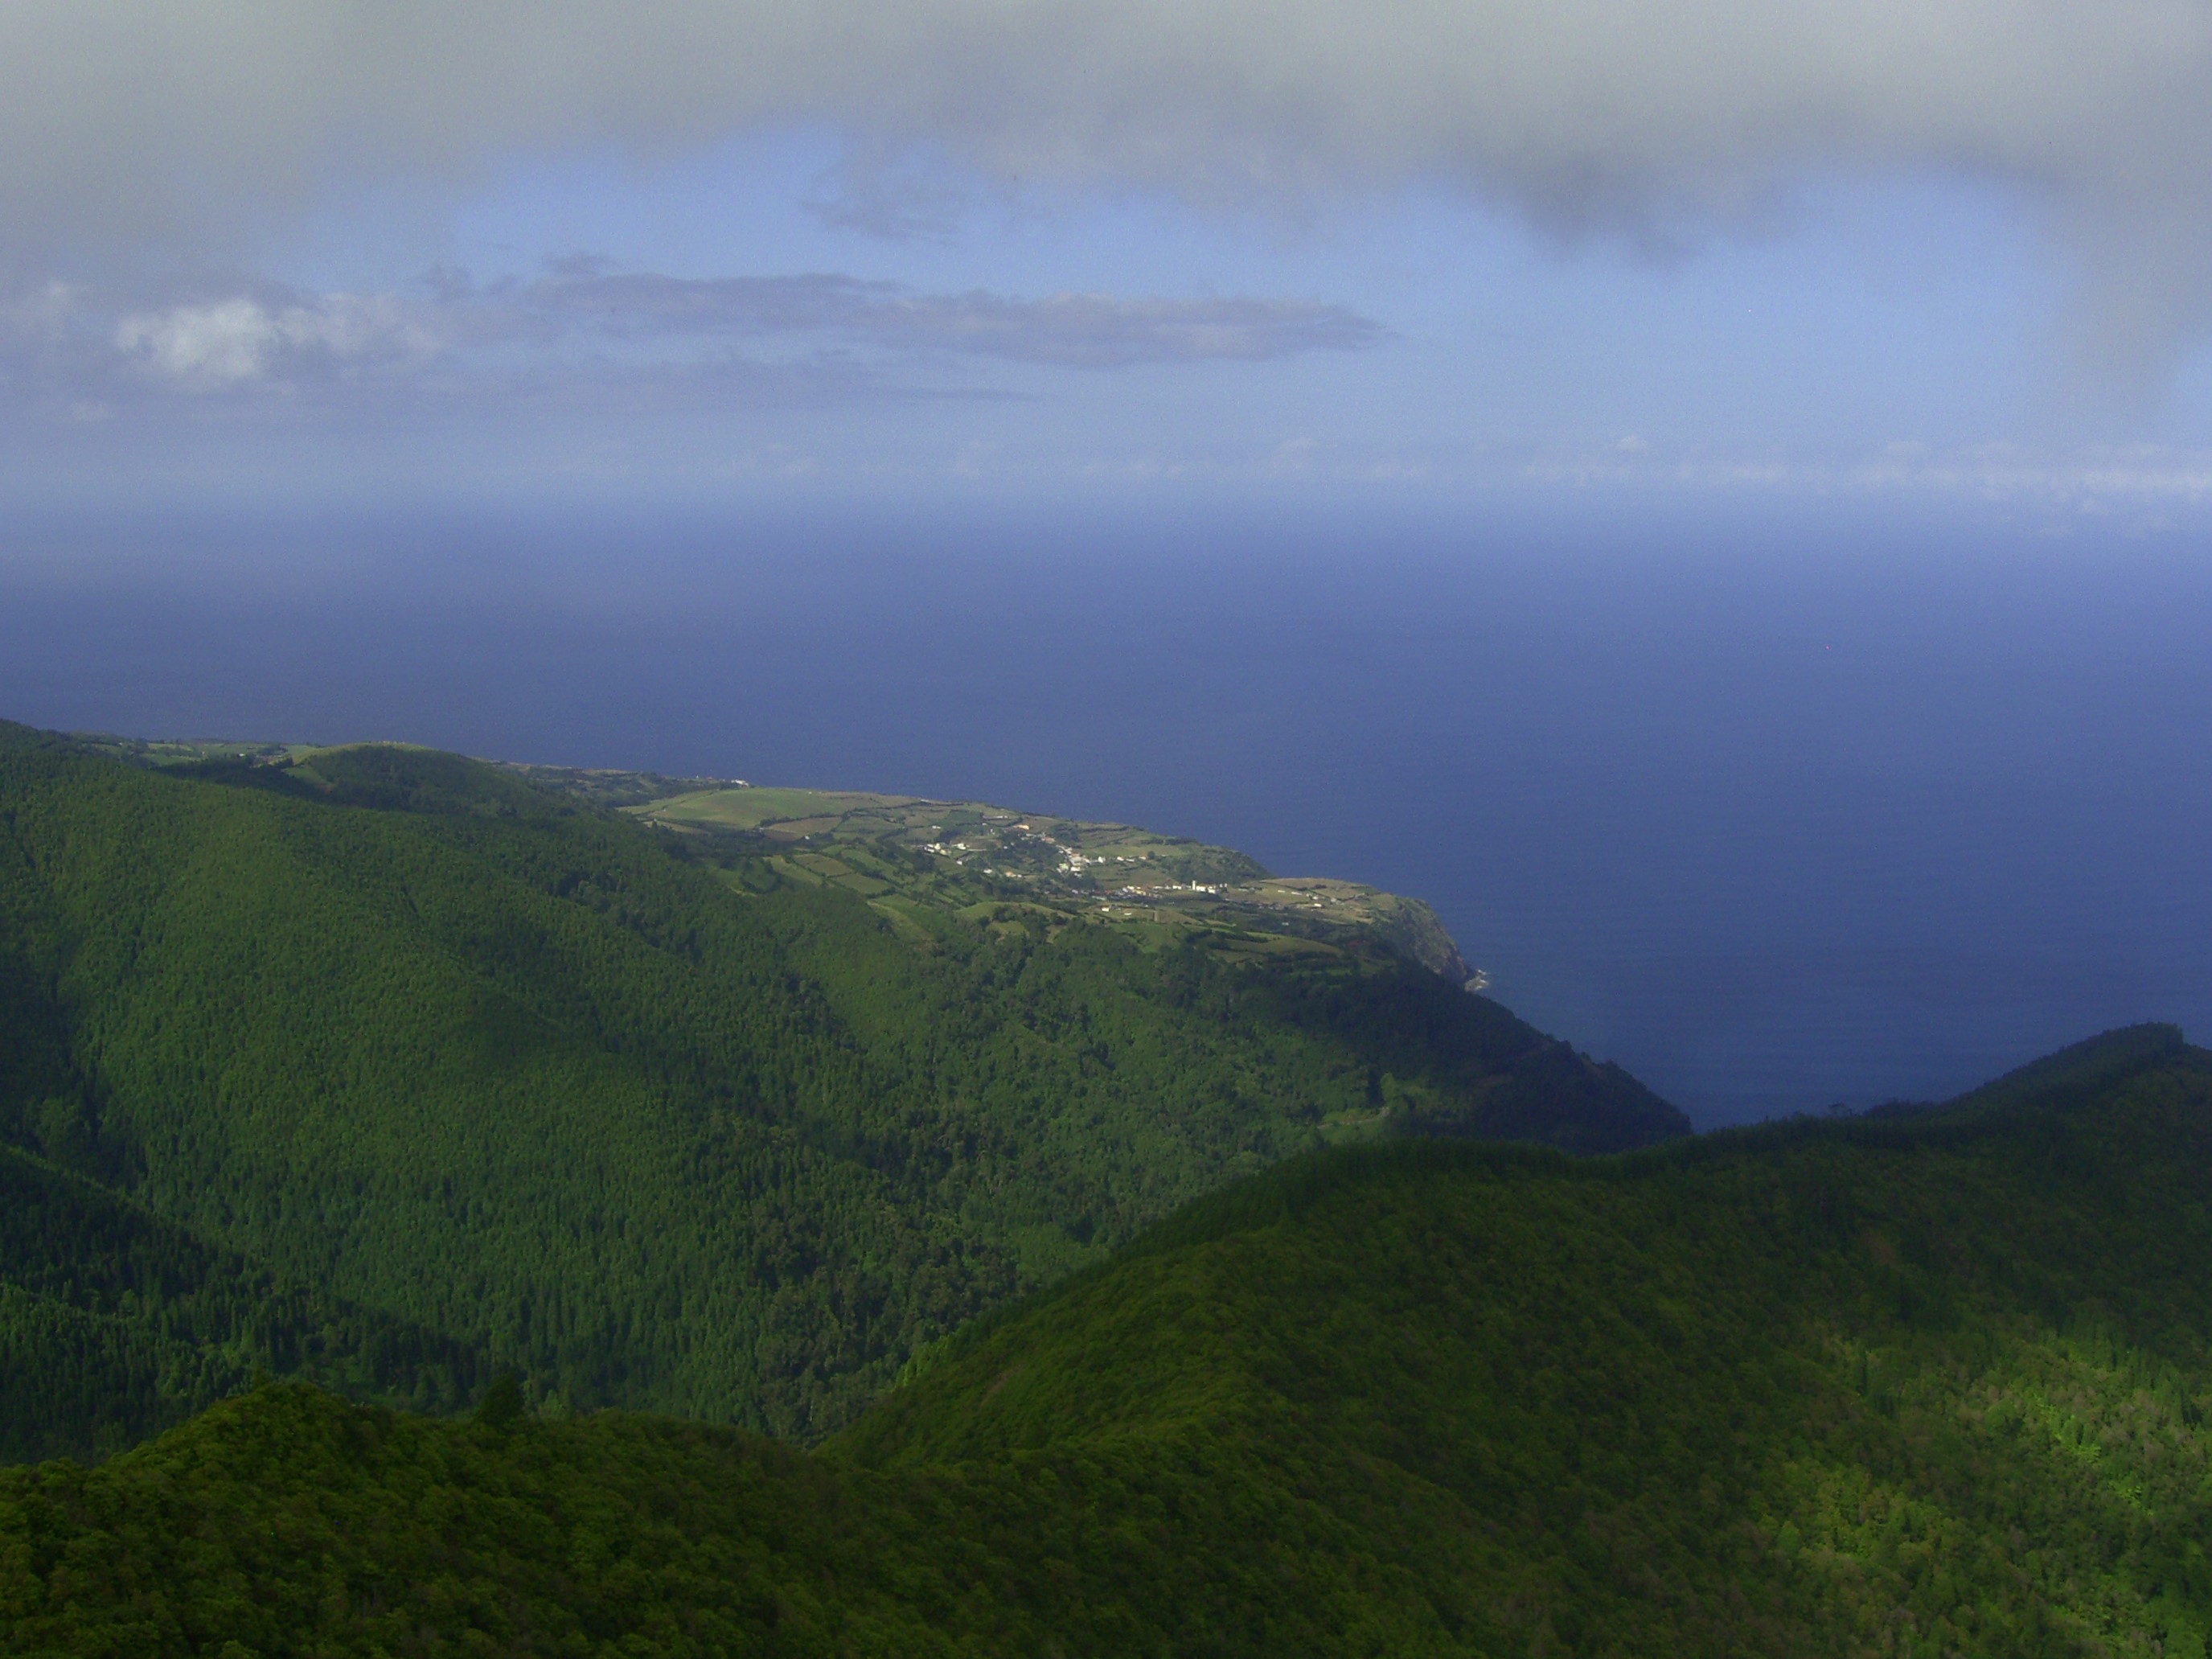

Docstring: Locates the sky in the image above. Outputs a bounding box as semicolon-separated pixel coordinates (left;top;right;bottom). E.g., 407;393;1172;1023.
10;1;2212;503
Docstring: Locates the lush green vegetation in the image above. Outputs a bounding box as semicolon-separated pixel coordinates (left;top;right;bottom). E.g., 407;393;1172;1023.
0;1142;482;1465
2;1026;2207;1655
0;721;1677;1456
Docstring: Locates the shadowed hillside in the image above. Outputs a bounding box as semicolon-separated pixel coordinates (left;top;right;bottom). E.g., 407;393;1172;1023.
2;1028;2206;1654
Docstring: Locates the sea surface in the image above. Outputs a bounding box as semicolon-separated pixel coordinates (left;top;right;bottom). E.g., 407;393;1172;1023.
5;490;2208;1127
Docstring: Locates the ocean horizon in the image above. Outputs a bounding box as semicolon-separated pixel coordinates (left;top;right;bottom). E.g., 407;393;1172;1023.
7;488;2206;1127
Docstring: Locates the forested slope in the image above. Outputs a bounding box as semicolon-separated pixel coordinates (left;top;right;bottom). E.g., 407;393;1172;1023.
0;721;1678;1455
0;1144;483;1464
2;1027;2206;1656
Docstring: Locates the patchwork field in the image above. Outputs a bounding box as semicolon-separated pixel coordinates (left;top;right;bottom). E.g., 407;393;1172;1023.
616;778;1482;982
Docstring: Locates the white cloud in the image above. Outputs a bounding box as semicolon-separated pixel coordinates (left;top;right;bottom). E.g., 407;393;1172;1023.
116;298;282;384
112;293;439;386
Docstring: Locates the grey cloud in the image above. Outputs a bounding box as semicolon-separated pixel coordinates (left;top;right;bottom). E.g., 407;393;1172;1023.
524;270;1383;364
6;1;2212;374
0;266;1376;414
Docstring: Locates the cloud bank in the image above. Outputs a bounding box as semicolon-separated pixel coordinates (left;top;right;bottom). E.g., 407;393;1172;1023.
0;266;1377;418
6;0;2212;372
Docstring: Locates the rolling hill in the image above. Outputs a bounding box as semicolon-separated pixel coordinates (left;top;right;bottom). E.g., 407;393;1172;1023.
2;1025;2204;1655
0;721;1679;1457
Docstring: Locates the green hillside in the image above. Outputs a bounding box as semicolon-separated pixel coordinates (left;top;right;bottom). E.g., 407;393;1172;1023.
0;721;1678;1457
2;1027;2206;1655
85;735;1492;982
0;1140;487;1464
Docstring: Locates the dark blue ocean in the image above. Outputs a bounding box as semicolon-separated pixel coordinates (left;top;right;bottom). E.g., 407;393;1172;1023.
6;491;2208;1127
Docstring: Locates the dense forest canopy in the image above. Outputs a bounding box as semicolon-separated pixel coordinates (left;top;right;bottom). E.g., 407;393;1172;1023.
2;1026;2206;1655
0;721;1679;1458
